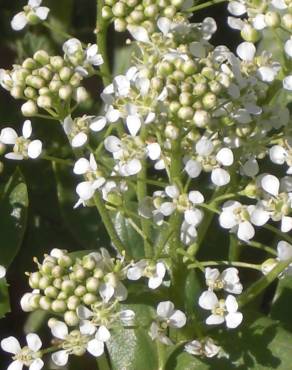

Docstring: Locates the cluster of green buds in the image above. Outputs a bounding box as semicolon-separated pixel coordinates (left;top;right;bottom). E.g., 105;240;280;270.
0;50;88;118
21;248;128;327
101;0;191;33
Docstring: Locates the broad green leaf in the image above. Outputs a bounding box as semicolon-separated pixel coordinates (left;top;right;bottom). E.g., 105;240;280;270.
113;211;144;258
271;276;292;332
0;169;28;267
107;304;158;370
166;314;292;370
0;280;10;319
54;163;108;249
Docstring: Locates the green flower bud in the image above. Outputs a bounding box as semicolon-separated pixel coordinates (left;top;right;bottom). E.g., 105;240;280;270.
26;75;46;89
193;82;207;96
177;106;194;120
37;95;52;109
50;56;64;71
39;276;52;290
114;18;127;32
106;193;123;206
10;86;23;99
75;285;87;297
38;87;50;96
102;6;113;19
131;9;144;22
105;0;115;6
39;296;52;310
243;183;258;198
171;0;183;6
38;67;52;81
33;50;50;65
49;80;62;92
44;286;59;299
59;85;73;100
86;277;100;292
53;278;62;289
169;101;180;114
209;80;222;94
74;266;87;281
22;58;37;70
29;272;42;289
64;311;79;326
282;14;292;30
179;92;193;106
67;296;80;310
30;294;41;309
144;4;158;17
52;299;67;313
59;67;73;82
172;70;185;81
193;110;210;128
264;11;281;27
82;255;97;271
112;2;127;17
58;255;73;268
62;280;76;294
51;265;64;278
58;291;68;300
158;61;174;77
181;60;198;75
69;73;82;87
163;5;176;18
23;87;37;99
82;293;98;305
93;268;104;279
202;92;217;110
241;24;260;43
165;124;179;140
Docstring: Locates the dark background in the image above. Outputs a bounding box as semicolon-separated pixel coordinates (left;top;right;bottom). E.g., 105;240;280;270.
0;1;239;368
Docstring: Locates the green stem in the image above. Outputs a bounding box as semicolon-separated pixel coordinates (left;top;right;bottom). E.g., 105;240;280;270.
244;240;277;256
186;0;227;13
189;260;262;270
238;258;292;307
43;21;75;42
96;353;111;370
157;341;166;370
96;0;111;86
42;155;73;166
93;192;127;257
264;224;292;244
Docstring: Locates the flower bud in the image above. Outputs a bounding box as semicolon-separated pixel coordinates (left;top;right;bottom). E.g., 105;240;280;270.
82;292;98;305
10;86;23;99
114;18;127;32
158;61;174;77
38;87;50;96
74;87;89;103
39;276;52;290
93;268;104;279
169;101;180;114
58;255;73;268
264;11;281;27
44;286;59;299
52;299;67;313
182;60;198;75
75;285;87;297
29;272;41;289
59;85;73;100
112;2;127;17
165;125;179;140
37;95;52;109
193;83;207;96
67;296;80;310
241;24;260;43
20;293;35;312
179;92;193;106
58;291;68;300
59;67;73;82
86;277;100;292
53;278;62;289
50;56;64;71
261;258;277;275
24;87;37;99
193;110;210;127
144;4;159;17
64;311;79;326
49;80;62;92
51;265;64;278
282;14;292;30
202;92;217;110
178;106;194;120
38;67;52;81
243;183;258;198
102;6;113;19
209;81;222;94
22;58;38;70
33;50;50;65
171;0;183;6
48;318;58;328
131;9;144;22
39;296;52;310
163;5;176;17
62;280;76;294
82;255;97;271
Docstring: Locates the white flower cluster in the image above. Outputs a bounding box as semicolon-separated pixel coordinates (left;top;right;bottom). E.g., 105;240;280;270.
11;0;49;31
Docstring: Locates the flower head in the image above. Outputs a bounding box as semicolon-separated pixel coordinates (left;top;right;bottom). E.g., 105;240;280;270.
11;0;50;31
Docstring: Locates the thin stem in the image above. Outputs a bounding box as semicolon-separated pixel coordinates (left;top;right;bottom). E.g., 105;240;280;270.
96;0;111;86
186;0;227;13
264;224;292;244
190;260;262;270
244;240;277;256
42;155;73;166
157;341;166;370
127;217;152;246
43;21;75;41
238;257;292;307
96;353;111;370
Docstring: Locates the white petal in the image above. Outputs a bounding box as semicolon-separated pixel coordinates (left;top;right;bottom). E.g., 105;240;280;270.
7;360;23;370
258;67;277;82
219;211;237;229
5;153;23;160
242;158;259;177
77;306;94;319
124;159;142;175
157;17;172;35
227;16;244;30
261;174;279;196
147;143;161;160
198;291;218;310
160;202;176;216
1;337;21;354
28;140;42;159
90;116;107;132
35;7;50;20
26;333;42;352
283;76;292;90
225;312;243;328
236;42;256;61
87;339;104;357
22;120;32;139
211;168;230;186
277;241;292;260
76;181;95;201
0;128;18;144
119;309;135;325
51;321;68;340
28;0;42;7
80;320;96;336
106;107;120;123
96;325;111;342
272;0;287;9
253;14;266;30
104;136;121;152
114;282;128;301
29;359;44;370
52;350;69;366
73;158;90;175
11;12;27;31
127;266;143;280
285;39;292;58
169;310;186;328
225;295;238;313
250;208;270;226
148;276;163;289
188;191;204;205
126;115;141;136
269;146;287;165
72;132;88;148
184;209;203;226
127;26;150;43
99;283;114;302
157;301;174;319
185;159;202;178
216;148;234;166
238;221;255;241
196;138;213;156
281;216;292;233
227;1;246;16
165;185;179;199
0;265;6;279
206;314;225;325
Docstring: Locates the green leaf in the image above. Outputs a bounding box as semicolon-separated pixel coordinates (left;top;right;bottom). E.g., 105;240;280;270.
107;304;158;370
0;169;28;267
113;45;135;76
166;314;292;370
113;211;144;258
54;163;108;249
271;276;292;332
0;280;10;319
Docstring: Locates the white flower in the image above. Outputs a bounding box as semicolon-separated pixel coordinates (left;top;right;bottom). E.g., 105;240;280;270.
0;120;42;160
1;334;43;370
219;201;255;241
198;291;243;329
205;267;243;294
127;260;166;289
11;0;49;31
185;337;221;358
